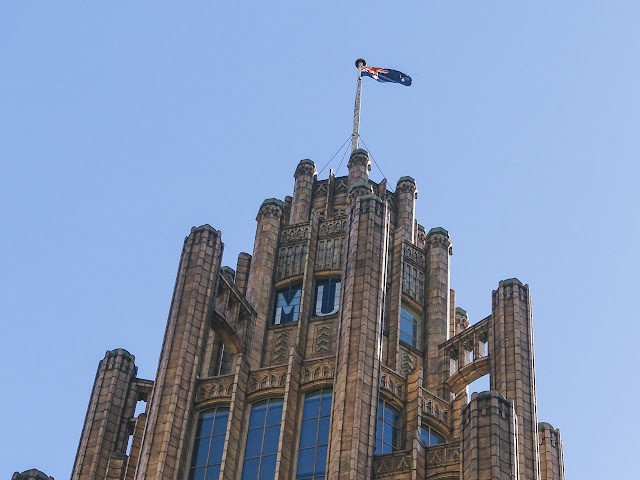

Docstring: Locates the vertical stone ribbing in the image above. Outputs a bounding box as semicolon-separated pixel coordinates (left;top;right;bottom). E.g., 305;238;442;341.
539;423;565;480
490;278;540;480
220;353;250;480
452;390;468;439
462;391;520;480
245;199;283;368
405;367;423;448
290;159;317;224
293;212;319;355
346;149;371;188
386;177;418;370
124;414;146;480
72;349;137;480
134;225;223;480
425;228;451;396
328;181;389;480
275;346;303;478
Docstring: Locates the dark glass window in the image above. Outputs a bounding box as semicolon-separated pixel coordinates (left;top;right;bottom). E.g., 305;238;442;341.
375;399;401;454
314;279;341;317
242;398;283;480
273;284;302;324
296;388;332;479
400;305;419;348
189;407;229;480
420;424;445;446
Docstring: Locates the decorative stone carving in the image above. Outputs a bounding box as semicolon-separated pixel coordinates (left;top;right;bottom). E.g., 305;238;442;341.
403;241;425;266
319;218;347;237
426;442;461;467
400;350;416;377
420;388;452;427
302;358;335;384
249;366;288;393
334;178;348;193
272;331;290;363
373;451;412;476
281;226;310;243
257;199;284;221
294;160;316;178
316;237;345;271
276;243;307;279
314;324;332;355
196;374;235;402
380;366;405;400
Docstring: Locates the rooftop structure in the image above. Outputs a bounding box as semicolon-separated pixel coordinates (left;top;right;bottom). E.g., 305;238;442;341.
59;150;563;479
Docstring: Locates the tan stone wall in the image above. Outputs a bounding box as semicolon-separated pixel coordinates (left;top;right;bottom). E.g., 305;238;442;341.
462;391;519;480
490;279;540;480
71;349;137;480
328;187;390;479
68;158;566;480
134;226;223;480
539;423;564;480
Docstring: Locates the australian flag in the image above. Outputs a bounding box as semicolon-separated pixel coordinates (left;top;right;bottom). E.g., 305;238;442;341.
361;66;412;86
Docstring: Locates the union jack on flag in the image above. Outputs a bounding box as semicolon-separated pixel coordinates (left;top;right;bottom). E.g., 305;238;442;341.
361;66;412;86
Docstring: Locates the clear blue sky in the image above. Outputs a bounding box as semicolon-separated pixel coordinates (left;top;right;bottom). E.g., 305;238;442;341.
2;2;638;478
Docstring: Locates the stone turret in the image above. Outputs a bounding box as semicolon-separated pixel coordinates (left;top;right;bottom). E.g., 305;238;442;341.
462;391;520;480
135;226;223;480
290;159;317;224
539;422;565;480
395;176;417;242
347;148;371;187
72;349;137;480
245;199;284;368
490;278;540;480
425;227;452;395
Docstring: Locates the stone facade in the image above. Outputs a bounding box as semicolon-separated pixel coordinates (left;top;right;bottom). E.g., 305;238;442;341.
47;151;564;479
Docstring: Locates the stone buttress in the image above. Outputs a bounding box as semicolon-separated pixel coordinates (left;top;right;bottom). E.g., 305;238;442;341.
134;226;223;480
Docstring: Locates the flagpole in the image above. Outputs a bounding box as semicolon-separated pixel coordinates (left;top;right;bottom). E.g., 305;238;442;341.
351;58;366;152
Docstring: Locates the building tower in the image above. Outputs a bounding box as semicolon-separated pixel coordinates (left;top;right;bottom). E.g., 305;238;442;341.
65;151;564;479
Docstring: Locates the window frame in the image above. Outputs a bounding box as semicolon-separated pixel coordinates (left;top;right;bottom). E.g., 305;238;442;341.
295;388;333;480
399;304;420;349
273;283;303;325
240;397;284;480
375;398;402;455
313;278;341;317
188;406;230;480
420;424;446;446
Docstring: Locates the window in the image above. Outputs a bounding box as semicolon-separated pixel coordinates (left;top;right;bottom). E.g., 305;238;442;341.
375;399;401;454
420;424;445;446
189;407;229;480
242;398;283;480
296;388;332;479
274;284;302;324
314;279;341;317
400;305;420;348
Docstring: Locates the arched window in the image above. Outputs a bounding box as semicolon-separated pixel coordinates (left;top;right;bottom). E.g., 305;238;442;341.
189;407;229;480
375;399;401;454
314;279;341;317
296;388;332;479
420;424;446;446
242;398;283;480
